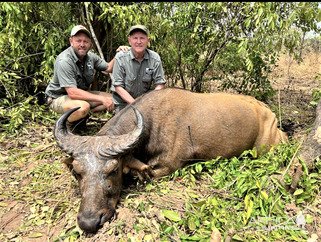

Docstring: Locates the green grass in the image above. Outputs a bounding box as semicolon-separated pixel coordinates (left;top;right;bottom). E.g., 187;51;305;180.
1;124;320;242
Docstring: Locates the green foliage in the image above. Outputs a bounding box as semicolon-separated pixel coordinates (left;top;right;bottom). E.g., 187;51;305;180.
147;2;320;98
0;2;320;133
310;88;321;107
0;2;73;88
310;71;321;107
1;120;320;241
0;96;58;136
216;43;276;101
0;2;75;135
152;142;317;241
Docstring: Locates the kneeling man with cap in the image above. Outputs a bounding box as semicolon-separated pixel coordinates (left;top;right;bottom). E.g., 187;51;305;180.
45;24;128;131
111;24;166;113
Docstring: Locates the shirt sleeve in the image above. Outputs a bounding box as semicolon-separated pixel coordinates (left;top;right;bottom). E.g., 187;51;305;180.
111;54;126;88
91;52;108;71
55;59;77;88
152;59;166;85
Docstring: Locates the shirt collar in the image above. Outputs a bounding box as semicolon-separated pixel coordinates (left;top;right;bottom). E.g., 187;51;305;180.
130;48;149;60
69;46;88;63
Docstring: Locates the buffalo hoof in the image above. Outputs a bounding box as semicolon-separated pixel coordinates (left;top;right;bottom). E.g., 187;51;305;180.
130;167;155;181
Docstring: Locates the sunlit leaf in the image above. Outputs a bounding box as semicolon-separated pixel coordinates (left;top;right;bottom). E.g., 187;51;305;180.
260;190;268;200
293;189;304;196
162;209;181;222
28;232;43;238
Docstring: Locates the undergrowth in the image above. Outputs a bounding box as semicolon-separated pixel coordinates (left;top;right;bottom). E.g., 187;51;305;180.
119;141;320;241
1;125;320;242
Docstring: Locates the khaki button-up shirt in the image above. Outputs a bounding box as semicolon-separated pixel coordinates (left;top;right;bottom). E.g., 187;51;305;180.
45;46;108;98
111;48;166;105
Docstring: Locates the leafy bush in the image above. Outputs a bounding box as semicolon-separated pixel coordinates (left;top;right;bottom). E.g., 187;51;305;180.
0;2;320;135
147;142;319;241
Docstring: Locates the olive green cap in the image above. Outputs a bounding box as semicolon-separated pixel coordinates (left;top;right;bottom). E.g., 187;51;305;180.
70;25;91;38
128;24;149;36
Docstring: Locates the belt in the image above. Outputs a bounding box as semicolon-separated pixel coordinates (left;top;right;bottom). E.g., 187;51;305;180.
45;95;54;105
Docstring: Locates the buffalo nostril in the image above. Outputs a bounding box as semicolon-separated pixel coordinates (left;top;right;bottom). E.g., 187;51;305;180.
100;207;116;225
77;213;101;233
77;208;116;233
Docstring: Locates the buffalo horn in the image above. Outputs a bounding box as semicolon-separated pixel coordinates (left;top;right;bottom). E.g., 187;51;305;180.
54;107;88;155
99;107;144;157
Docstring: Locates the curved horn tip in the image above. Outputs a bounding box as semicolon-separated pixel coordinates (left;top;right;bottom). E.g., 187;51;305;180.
62;106;81;119
55;107;81;126
54;107;82;155
54;106;81;137
101;106;144;157
130;106;143;127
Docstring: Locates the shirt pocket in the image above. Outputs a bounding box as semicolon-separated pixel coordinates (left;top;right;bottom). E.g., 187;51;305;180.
125;73;136;89
142;77;152;91
83;69;94;84
142;68;153;90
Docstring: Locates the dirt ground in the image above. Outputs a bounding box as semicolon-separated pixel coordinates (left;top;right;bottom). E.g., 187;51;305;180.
271;51;320;137
0;50;320;241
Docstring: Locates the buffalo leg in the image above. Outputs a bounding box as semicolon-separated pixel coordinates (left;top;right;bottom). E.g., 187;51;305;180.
123;157;155;180
148;155;186;178
151;166;173;178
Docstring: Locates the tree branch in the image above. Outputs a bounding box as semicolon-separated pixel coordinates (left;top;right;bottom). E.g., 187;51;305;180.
84;3;105;61
83;2;110;88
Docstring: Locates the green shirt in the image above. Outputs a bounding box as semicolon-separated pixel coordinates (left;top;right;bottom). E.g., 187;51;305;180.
45;46;108;98
111;48;166;105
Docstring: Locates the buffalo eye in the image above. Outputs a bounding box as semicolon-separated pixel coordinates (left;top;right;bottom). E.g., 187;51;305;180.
102;168;118;181
106;180;113;190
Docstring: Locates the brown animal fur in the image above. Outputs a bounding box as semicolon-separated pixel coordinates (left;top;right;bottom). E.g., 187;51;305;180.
55;88;288;233
98;88;287;178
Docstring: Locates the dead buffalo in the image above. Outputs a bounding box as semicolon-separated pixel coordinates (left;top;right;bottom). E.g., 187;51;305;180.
54;88;288;233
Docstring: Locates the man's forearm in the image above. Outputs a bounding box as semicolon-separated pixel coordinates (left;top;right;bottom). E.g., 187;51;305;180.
106;58;115;73
115;86;135;104
66;87;102;103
